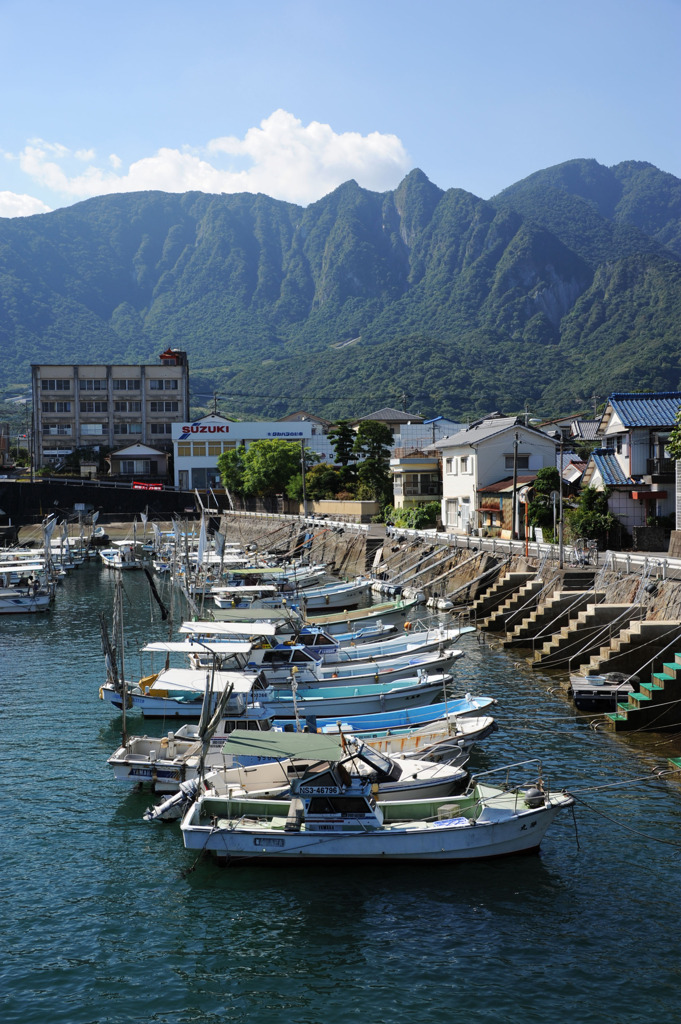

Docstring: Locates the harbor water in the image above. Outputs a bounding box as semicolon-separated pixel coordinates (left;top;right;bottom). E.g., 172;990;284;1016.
3;563;681;1024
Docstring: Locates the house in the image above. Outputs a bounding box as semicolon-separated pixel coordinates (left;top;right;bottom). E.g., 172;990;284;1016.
351;407;424;437
432;414;559;535
390;449;441;509
108;443;169;481
581;392;681;531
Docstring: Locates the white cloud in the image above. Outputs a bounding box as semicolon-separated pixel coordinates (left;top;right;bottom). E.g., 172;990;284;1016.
13;111;410;209
0;190;51;218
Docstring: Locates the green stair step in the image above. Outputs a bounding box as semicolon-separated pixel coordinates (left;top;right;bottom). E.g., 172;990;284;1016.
653;673;674;685
607;712;627;722
616;703;631;714
630;692;652;702
668;758;681;769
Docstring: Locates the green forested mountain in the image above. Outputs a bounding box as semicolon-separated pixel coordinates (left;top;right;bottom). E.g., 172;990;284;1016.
1;158;680;421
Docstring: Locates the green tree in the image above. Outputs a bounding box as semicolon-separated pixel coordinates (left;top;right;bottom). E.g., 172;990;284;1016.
242;439;304;497
217;447;247;496
353;420;394;503
327;420;357;488
527;466;561;534
565;485;618;544
667;407;681;460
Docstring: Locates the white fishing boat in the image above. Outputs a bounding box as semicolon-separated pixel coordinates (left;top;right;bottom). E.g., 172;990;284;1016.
304;598;419;632
258;673;453;718
253;644;464;689
115;729;468;801
0;583;51;613
180;618;398;648
294;578;372;611
180;757;574;862
322;713;497;762
99;542;144;570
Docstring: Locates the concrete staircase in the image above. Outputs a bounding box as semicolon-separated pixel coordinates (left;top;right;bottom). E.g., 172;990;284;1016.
470;571;535;622
529;600;638;669
503;590;598;647
605;650;681;731
481;578;545;632
586;620;681;678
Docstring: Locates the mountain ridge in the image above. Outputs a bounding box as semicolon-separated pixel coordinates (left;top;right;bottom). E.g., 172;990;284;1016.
1;157;680;420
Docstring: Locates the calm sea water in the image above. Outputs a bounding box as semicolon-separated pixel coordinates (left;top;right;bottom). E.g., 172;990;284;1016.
3;563;681;1024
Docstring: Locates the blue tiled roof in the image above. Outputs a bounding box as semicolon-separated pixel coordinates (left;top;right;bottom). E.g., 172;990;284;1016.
609;393;681;427
590;448;631;487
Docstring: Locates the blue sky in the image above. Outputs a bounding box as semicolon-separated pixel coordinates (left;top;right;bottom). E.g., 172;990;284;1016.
1;0;679;217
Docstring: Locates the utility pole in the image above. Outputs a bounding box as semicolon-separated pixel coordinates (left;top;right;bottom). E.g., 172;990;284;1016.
558;437;564;569
300;438;308;518
512;432;519;540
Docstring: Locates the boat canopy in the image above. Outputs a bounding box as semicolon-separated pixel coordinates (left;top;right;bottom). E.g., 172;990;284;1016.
142;640;252;655
220;728;345;762
180;619;280;637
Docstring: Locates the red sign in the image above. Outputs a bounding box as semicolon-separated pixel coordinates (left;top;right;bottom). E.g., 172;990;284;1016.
132;481;163;490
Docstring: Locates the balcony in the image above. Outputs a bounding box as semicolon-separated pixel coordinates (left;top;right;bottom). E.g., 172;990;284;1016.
646;457;675;479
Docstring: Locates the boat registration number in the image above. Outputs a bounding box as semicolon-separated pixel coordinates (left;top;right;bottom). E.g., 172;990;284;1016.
253;837;285;848
299;786;341;795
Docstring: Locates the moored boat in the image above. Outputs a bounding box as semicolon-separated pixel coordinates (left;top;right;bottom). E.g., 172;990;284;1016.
180;757;574;862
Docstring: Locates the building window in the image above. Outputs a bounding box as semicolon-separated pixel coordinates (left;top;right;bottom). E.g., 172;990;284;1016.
114;423;142;435
192;442;206;456
445;457;453;474
42;401;71;412
460;456;469;473
121;459;151;475
177;443;191;457
42;423;72;435
41;379;71;391
149;400;179;412
113;379;140;390
222;441;236;451
79;379;107;391
615;436;623;454
114;400;141;412
81;423;105;435
504;454;530;470
150;423;172;435
80;401;108;413
149;379;178;391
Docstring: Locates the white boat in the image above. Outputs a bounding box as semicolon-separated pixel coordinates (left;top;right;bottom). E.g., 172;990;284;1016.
322;713;497;763
258;674;453;718
115;729;468;801
99;543;144;570
180;757;574;862
304;598;419;632
294;578;372;611
0;584;51;614
253;644;464;689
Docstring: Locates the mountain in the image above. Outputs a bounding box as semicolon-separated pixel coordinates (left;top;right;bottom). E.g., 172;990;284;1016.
0;158;680;421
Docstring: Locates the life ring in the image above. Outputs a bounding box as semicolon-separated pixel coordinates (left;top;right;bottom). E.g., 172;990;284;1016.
404;621;413;631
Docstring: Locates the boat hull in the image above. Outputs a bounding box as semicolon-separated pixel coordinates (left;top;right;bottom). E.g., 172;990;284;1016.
181;796;572;861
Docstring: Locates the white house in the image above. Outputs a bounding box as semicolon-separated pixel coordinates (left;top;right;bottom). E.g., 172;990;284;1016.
581;392;681;532
432;415;559;534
